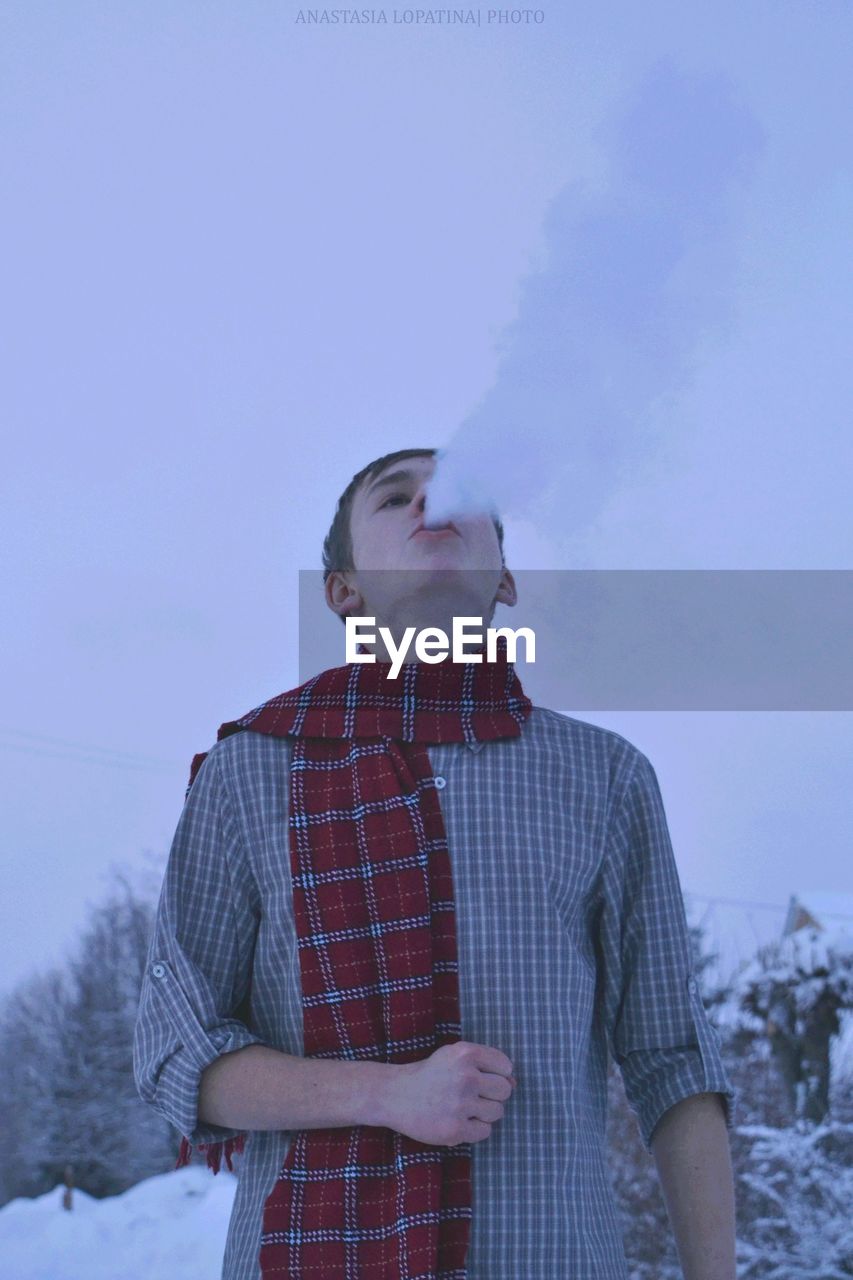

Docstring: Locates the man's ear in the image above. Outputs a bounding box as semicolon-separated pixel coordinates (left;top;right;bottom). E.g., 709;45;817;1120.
325;569;364;621
494;566;517;608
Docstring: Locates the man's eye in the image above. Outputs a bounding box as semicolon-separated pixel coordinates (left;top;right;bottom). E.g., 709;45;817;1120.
380;493;410;508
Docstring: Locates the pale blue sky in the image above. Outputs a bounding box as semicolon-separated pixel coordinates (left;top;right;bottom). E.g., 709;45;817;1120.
2;1;852;996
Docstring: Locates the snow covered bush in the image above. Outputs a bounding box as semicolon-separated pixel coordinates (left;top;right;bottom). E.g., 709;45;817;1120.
733;1120;853;1279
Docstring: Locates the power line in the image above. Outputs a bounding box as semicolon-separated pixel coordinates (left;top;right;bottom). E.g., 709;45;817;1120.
1;727;851;923
685;891;853;922
0;727;183;773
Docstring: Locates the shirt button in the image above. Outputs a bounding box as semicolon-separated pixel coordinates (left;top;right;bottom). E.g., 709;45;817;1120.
433;775;447;790
151;962;167;979
687;976;698;995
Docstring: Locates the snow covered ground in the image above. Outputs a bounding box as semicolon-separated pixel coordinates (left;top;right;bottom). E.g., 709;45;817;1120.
0;1165;235;1280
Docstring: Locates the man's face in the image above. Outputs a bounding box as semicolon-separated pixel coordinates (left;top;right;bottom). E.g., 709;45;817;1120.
325;453;516;625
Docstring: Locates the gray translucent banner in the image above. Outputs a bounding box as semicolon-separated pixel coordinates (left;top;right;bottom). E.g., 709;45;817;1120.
298;569;853;710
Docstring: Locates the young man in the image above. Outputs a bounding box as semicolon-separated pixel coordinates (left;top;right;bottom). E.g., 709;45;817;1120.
133;447;738;1280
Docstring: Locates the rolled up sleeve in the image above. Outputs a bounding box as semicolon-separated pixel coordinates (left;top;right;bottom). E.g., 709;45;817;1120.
596;749;737;1154
133;741;271;1148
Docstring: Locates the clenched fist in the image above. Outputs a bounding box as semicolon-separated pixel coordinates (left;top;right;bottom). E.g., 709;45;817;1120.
385;1041;517;1147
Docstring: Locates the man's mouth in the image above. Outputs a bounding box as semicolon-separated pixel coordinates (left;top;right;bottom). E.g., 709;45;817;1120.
409;520;460;540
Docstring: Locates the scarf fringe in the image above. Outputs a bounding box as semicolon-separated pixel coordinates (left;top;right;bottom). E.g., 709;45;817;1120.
174;1133;246;1174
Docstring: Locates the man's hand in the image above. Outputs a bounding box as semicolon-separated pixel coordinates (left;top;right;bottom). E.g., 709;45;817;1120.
383;1041;517;1147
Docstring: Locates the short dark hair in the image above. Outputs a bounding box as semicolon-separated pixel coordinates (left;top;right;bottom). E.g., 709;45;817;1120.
322;447;505;581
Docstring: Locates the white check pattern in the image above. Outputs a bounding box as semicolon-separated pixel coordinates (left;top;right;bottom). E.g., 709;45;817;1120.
133;705;736;1280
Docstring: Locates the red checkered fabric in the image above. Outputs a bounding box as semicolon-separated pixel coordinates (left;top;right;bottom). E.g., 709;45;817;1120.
177;640;531;1278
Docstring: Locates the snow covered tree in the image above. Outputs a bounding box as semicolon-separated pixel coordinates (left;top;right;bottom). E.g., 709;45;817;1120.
0;865;176;1208
736;924;853;1123
0;967;77;1203
59;867;172;1193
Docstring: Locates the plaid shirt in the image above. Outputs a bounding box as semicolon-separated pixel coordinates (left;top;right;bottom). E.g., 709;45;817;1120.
133;705;736;1279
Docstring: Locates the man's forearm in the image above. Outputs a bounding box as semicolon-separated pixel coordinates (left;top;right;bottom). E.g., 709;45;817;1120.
197;1043;403;1132
650;1092;737;1280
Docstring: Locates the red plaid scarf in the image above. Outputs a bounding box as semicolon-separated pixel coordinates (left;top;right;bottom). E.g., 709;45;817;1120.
176;640;531;1278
